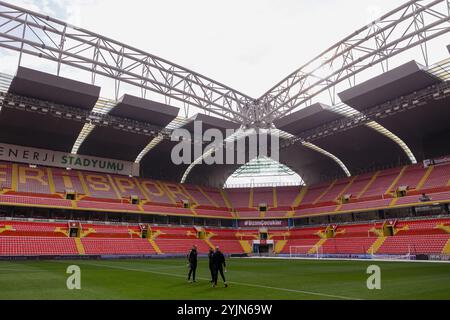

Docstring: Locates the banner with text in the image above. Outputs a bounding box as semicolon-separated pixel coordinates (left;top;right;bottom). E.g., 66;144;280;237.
238;219;288;228
0;143;139;176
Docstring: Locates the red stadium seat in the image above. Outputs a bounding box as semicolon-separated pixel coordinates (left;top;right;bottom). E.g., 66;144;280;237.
1;161;450;218
1;217;449;256
0;236;78;256
81;238;155;255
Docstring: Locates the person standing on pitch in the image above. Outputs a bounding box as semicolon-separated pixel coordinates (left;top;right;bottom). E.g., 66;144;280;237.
208;248;215;283
187;245;198;283
212;246;228;288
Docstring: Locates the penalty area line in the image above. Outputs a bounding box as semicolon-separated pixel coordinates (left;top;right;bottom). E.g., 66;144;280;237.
83;262;362;300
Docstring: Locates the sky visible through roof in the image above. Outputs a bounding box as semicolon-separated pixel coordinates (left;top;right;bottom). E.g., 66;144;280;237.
2;0;449;98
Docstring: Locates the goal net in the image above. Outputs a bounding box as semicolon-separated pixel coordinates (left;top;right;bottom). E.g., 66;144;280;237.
289;245;323;259
369;245;413;261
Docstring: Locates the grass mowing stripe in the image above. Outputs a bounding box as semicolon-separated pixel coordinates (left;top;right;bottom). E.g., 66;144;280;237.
83;261;362;300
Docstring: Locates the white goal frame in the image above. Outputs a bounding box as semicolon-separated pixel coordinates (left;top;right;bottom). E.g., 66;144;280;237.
369;245;413;261
289;245;323;259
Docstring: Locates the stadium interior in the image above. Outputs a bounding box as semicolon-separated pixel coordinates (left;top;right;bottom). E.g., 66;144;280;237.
0;0;449;263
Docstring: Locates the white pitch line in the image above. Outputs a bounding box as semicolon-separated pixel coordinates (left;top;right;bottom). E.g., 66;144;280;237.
240;256;450;264
0;267;48;272
82;262;362;300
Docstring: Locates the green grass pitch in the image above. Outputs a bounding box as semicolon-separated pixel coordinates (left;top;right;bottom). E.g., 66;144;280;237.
0;258;449;300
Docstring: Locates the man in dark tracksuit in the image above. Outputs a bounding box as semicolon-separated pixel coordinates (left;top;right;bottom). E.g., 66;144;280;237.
187;245;198;283
208;248;215;283
212;246;228;288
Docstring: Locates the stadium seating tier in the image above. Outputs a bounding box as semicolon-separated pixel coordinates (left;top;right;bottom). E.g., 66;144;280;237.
0;217;449;256
0;161;450;220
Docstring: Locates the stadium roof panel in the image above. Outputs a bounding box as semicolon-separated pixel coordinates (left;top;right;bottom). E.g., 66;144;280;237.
76;126;152;162
377;96;450;162
338;61;441;111
140;139;189;182
0;69;86;152
0;107;84;152
8;67;101;110
180;113;241;135
109;94;179;127
313;125;410;175
273;102;342;135
278;143;346;185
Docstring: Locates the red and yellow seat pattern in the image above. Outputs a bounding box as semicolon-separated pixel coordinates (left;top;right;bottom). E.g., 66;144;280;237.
1;161;450;219
1;217;449;256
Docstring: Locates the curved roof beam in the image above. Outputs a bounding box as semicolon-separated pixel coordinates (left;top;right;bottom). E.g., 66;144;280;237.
72;99;187;157
71;98;115;154
181;128;351;184
301;142;351;177
332;103;417;164
261;0;450;123
278;129;352;177
180;128;246;183
180;148;213;184
366;122;417;164
134;116;192;163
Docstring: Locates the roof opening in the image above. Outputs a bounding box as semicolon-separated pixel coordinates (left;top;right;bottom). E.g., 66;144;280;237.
224;156;304;189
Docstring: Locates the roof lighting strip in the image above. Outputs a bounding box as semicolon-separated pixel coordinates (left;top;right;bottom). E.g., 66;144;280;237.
70;98;116;154
302;142;351;177
134;116;191;163
277;129;352;177
181;126;352;183
0;73;12;91
366;121;417;164
180;128;246;183
332;103;417;164
0;73;12;111
427;57;450;81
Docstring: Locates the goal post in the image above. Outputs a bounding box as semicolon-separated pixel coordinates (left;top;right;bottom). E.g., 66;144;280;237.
370;245;413;261
289;245;323;259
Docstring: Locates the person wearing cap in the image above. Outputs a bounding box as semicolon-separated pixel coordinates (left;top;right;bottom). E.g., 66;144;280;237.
212;246;228;288
187;245;198;283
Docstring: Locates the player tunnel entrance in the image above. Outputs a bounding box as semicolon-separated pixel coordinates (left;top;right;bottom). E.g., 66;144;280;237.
252;228;274;256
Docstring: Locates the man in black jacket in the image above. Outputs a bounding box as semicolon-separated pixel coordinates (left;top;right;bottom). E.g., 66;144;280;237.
212;246;228;288
208;248;215;283
187;245;198;283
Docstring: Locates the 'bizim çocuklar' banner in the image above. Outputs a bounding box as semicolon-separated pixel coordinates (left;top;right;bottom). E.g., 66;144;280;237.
0;143;139;176
238;220;288;228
